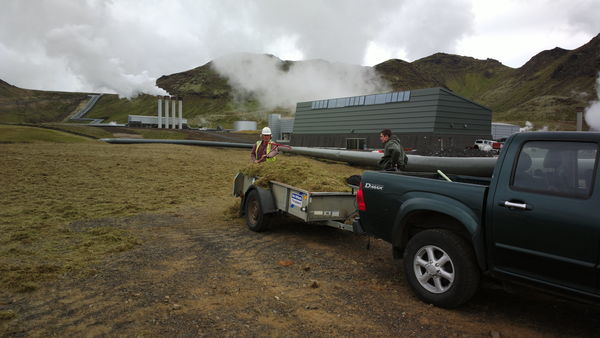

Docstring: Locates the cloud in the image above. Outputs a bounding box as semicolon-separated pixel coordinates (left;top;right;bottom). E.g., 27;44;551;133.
0;0;598;97
0;0;479;97
584;73;600;131
211;53;389;111
372;0;475;61
456;0;600;67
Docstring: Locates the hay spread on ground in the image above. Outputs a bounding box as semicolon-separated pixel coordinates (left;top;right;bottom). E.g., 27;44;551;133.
239;155;363;192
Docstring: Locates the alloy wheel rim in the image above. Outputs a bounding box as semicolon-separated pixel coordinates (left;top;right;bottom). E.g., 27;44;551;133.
413;245;455;294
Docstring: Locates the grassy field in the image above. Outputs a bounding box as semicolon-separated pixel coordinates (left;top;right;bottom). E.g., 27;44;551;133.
0;125;95;143
40;123;116;139
0;141;247;292
0;129;362;293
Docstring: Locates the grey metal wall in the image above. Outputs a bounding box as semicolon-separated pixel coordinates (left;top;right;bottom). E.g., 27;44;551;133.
268;114;282;140
291;87;492;149
434;88;491;136
492;123;520;140
294;89;434;135
280;118;294;140
290;132;490;152
268;114;295;141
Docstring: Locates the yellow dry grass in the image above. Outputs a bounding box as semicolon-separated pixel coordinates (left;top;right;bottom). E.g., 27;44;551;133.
0;141;364;292
240;156;363;191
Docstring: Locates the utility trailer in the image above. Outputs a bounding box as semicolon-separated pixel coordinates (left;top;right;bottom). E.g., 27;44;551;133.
232;172;363;233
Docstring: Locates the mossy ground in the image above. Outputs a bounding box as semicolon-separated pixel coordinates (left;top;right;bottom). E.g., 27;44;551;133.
0;133;363;293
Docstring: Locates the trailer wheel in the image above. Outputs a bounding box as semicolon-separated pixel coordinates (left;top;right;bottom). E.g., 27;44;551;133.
403;229;480;308
244;189;271;232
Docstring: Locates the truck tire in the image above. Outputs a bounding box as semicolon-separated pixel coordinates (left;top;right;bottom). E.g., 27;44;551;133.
403;229;480;308
244;189;271;232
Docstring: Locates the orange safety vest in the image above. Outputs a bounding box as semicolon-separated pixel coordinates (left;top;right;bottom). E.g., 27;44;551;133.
255;140;277;162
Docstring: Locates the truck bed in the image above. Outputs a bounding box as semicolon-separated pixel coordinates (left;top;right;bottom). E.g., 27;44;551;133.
359;170;489;242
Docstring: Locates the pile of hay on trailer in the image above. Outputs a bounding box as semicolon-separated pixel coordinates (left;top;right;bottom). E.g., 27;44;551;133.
240;155;363;192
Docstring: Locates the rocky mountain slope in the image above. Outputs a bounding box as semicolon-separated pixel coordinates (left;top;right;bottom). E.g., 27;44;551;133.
2;34;598;129
156;33;600;129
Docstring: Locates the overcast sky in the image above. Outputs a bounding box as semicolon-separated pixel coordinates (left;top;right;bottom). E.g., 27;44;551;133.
0;0;598;98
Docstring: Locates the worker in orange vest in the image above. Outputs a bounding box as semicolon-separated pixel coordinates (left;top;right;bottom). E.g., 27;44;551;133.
250;127;279;163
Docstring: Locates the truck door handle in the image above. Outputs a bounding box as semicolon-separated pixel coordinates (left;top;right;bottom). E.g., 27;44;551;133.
499;201;529;210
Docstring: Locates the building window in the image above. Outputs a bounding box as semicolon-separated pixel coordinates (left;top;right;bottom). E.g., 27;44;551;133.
346;138;366;150
310;90;412;109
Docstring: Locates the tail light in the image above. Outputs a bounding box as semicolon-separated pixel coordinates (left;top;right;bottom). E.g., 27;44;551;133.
357;183;367;211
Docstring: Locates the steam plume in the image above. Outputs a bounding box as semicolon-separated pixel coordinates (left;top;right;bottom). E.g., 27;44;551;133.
211;54;390;111
584;73;600;130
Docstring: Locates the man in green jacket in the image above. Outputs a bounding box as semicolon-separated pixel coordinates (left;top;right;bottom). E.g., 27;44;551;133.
378;129;407;171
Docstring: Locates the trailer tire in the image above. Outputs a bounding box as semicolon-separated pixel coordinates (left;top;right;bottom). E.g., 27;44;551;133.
403;229;480;308
244;189;272;232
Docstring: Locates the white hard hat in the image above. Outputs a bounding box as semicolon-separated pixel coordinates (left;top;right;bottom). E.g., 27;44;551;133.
261;127;272;135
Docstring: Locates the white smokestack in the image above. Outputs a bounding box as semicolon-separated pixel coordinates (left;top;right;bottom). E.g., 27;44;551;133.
178;97;183;130
164;96;170;128
171;96;177;129
157;96;163;128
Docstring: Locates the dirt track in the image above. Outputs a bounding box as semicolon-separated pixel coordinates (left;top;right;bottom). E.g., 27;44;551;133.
2;205;599;337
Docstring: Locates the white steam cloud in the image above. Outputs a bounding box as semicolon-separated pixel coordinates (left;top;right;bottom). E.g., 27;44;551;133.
584;73;600;131
0;0;476;98
0;0;598;98
211;54;389;111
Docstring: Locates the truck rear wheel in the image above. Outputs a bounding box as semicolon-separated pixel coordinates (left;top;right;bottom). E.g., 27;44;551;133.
244;189;271;232
403;229;480;308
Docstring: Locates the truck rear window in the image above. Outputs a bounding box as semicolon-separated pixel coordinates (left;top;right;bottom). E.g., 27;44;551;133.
511;141;598;198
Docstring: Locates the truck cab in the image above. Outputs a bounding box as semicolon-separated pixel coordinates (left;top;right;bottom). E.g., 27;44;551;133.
357;132;600;307
487;132;599;296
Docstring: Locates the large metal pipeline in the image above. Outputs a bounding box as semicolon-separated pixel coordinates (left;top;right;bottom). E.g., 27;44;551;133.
281;147;497;177
100;138;497;176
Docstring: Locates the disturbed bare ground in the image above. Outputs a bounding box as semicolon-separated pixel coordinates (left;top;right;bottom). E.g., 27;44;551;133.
1;143;600;336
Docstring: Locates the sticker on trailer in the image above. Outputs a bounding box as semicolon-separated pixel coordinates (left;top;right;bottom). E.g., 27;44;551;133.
290;192;305;208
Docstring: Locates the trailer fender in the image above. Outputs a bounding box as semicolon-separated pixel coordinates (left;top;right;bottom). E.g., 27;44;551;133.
242;185;277;216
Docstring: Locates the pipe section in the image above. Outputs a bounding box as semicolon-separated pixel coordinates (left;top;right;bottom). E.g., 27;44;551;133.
100;138;497;176
283;147;496;177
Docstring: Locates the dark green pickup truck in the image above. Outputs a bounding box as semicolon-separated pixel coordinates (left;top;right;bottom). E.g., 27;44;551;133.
357;132;599;308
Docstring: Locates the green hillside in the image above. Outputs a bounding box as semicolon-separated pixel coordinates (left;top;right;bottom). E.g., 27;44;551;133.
0;80;90;124
0;125;95;143
377;33;599;129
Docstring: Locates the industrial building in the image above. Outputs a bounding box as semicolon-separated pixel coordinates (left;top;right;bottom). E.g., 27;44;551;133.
268;114;295;142
126;96;188;129
491;122;520;140
233;120;257;131
291;87;492;150
127;115;188;128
